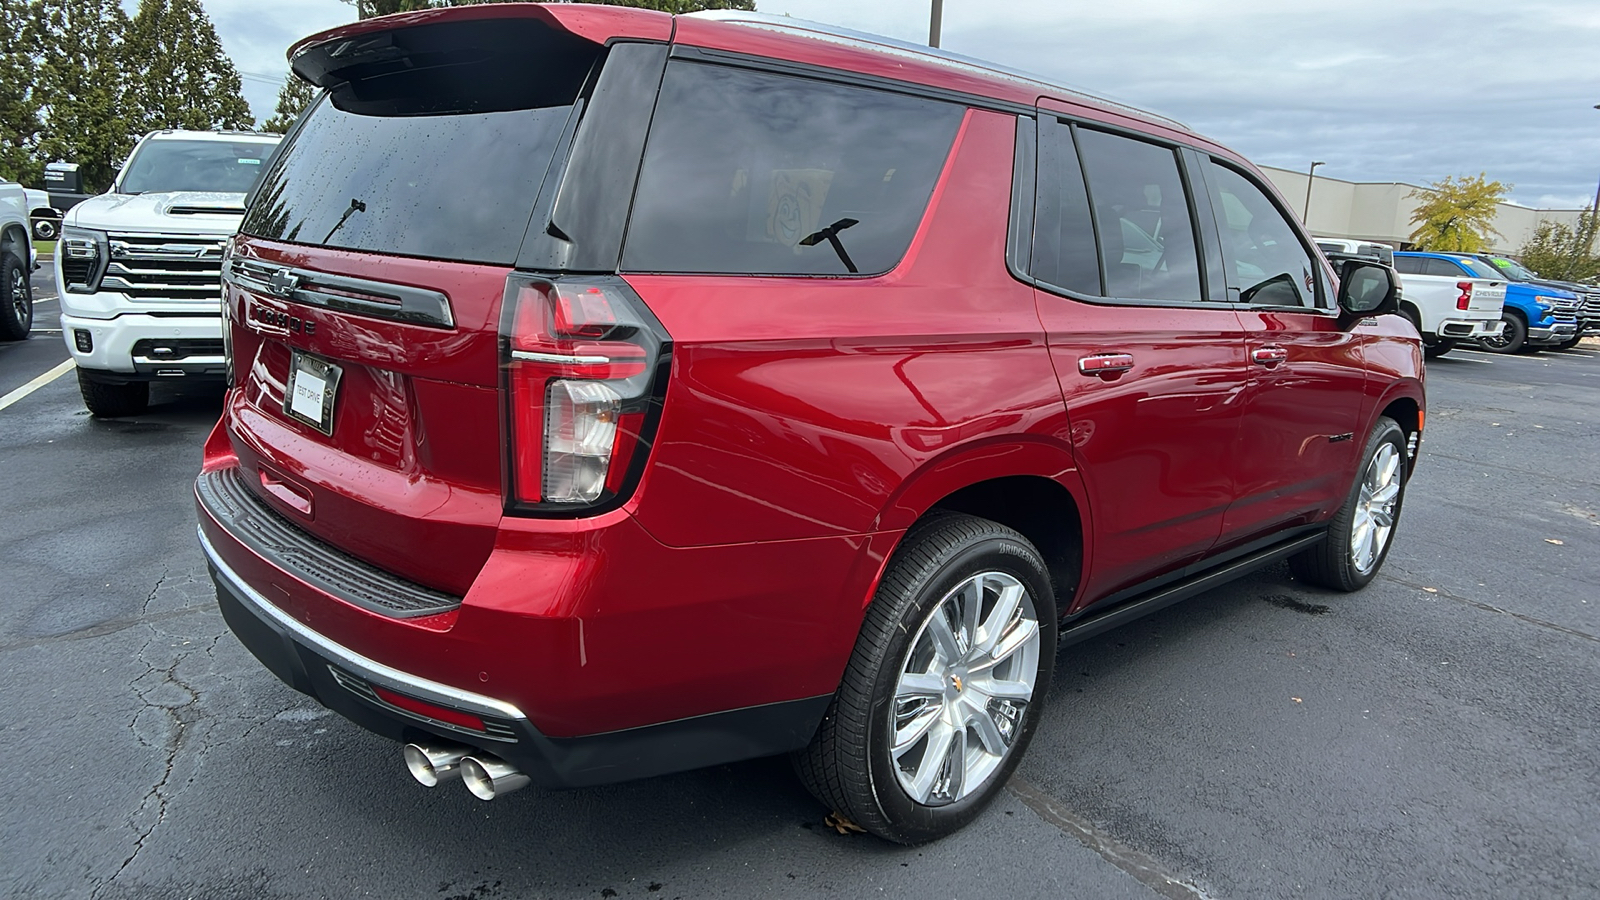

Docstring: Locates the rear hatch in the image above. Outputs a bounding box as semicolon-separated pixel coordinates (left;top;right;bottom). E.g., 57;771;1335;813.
221;12;614;596
1469;280;1506;316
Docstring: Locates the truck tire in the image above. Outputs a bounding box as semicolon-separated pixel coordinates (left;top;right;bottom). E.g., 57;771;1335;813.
0;251;32;341
77;370;150;418
792;512;1056;844
1289;416;1407;592
1479;312;1525;354
1423;340;1454;359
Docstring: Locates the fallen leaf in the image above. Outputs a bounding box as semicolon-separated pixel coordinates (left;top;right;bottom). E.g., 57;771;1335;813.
1291;697;1303;703
1546;539;1565;545
1423;587;1438;594
824;812;866;835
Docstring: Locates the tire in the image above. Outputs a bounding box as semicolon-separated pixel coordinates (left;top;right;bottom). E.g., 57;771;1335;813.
1289;417;1407;592
77;370;149;418
1400;305;1424;339
0;252;31;341
1478;313;1525;354
793;513;1057;844
1422;339;1454;359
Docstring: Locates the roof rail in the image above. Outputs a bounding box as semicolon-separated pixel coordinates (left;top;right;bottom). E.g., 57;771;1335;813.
683;10;1189;132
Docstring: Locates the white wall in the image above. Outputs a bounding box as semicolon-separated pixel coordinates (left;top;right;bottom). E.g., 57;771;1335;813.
1261;166;1586;255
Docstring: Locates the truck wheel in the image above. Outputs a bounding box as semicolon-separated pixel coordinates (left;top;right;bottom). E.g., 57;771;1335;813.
1422;340;1454;359
1478;313;1525;354
1289;417;1407;592
77;370;149;418
0;252;32;341
793;513;1056;844
32;217;59;242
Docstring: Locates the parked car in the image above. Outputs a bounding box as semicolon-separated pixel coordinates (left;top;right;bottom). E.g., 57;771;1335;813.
23;187;62;242
0;176;33;340
195;5;1421;844
1315;236;1394;267
1381;251;1506;357
54;129;282;417
1394;251;1576;353
1464;253;1599;349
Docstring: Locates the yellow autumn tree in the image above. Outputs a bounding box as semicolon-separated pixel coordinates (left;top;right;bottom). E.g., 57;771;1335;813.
1407;173;1509;252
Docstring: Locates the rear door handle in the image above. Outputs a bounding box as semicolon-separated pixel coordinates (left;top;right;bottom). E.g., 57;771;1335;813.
1251;346;1288;367
1078;353;1135;377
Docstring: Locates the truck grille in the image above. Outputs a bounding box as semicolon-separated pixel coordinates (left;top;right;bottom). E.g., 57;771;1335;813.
1583;291;1600;317
1548;295;1582;314
103;233;227;302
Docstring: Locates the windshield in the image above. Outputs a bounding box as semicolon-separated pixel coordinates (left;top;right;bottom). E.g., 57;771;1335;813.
1459;258;1502;279
119;139;279;194
1487;256;1539;281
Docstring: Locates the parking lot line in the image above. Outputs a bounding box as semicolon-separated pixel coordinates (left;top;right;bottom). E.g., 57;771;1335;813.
1440;355;1493;364
0;359;74;412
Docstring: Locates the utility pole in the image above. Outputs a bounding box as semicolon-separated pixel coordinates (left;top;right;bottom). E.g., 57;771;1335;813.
929;0;943;48
1591;105;1600;217
1302;160;1325;225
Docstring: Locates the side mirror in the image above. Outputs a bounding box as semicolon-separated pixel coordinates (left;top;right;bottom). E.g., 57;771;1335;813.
43;161;83;194
1335;259;1397;317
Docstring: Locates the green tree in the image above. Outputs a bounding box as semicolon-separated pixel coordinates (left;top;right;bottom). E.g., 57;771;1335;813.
261;74;316;134
345;0;753;20
1406;173;1509;252
31;0;134;193
123;0;252;135
1517;207;1600;285
0;0;44;184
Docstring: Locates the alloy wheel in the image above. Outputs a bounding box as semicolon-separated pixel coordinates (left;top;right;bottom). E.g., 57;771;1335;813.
9;264;27;326
890;571;1040;806
1351;443;1401;575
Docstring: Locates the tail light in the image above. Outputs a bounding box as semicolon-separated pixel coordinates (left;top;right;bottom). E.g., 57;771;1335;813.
500;275;670;513
1455;281;1473;310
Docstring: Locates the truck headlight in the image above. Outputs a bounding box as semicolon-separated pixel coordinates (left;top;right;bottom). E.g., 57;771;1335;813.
60;226;109;293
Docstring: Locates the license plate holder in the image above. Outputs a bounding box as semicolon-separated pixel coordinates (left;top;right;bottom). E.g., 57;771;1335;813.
284;350;342;436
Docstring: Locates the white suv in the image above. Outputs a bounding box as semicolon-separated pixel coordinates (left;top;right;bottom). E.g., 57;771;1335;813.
56;130;281;416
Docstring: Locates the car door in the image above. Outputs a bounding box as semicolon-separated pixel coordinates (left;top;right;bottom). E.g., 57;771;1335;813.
1198;157;1368;548
1028;114;1250;605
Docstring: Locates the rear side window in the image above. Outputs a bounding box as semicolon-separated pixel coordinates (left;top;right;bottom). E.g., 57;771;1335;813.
621;63;964;276
1393;256;1424;275
1426;258;1465;277
1032;119;1101;295
1076;130;1204;303
241;19;596;265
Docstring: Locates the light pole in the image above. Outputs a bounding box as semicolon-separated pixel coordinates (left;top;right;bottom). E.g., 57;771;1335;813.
1302;160;1324;225
930;0;943;48
1591;105;1600;216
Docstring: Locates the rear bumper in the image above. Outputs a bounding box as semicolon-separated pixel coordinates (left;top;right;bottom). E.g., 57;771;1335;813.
1435;317;1502;340
200;525;829;788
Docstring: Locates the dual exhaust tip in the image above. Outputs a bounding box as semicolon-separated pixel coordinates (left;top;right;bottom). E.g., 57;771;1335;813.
404;741;529;800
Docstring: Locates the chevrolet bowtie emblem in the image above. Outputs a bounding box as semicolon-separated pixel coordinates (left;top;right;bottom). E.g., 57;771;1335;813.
951;675;963;693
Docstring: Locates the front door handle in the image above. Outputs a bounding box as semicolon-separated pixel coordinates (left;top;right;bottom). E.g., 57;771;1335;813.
1252;346;1288;367
1079;353;1135;377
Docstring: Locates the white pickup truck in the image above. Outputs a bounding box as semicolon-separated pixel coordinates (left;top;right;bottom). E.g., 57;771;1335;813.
1388;254;1507;358
55;129;280;416
0;177;34;341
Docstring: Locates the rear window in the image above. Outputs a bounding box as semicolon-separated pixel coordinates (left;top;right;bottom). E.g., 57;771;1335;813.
621;63;964;276
241;18;597;265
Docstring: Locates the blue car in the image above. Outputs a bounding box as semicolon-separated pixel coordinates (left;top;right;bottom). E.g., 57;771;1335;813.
1393;252;1580;353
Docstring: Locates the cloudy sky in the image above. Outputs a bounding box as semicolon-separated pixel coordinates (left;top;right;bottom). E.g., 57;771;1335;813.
199;0;1600;210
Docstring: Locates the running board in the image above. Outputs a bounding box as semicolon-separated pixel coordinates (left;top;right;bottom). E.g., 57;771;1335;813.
1057;530;1327;649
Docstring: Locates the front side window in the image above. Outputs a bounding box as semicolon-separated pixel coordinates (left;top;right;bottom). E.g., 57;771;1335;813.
1076;130;1204;303
622;63;964;276
120;140;278;194
1205;161;1319;308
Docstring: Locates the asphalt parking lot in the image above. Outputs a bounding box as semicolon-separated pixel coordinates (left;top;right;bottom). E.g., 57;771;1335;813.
3;264;1597;899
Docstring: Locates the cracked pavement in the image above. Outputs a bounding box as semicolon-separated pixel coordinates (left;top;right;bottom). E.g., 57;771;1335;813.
1;328;1597;899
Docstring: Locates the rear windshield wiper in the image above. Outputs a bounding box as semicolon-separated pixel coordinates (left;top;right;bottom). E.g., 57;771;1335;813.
799;217;861;274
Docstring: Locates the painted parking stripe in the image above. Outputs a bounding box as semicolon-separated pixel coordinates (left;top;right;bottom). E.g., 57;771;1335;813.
1439;354;1493;364
0;359;74;412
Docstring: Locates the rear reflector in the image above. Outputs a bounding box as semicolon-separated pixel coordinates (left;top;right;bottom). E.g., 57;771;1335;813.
372;685;486;732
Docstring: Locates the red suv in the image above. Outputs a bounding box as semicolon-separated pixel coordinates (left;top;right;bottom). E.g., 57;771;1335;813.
195;5;1422;843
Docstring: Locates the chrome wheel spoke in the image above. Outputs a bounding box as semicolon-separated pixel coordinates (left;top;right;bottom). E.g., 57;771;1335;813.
924;609;962;664
1372;482;1400;507
897;671;945;700
971;675;1033;701
893;704;943;754
942;725;967;801
976;582;1025;656
906;720;955;803
966;702;1011;756
972;618;1040;673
